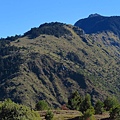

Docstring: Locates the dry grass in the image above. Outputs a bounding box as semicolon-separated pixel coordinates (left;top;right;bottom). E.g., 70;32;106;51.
38;110;81;120
39;110;110;120
94;113;109;120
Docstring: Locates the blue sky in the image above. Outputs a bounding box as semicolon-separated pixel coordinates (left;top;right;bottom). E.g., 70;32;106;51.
0;0;120;38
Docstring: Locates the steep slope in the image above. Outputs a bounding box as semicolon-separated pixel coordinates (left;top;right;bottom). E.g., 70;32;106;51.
75;14;120;63
0;22;120;108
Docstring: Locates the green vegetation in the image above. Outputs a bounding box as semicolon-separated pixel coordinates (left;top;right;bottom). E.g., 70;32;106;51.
0;35;21;41
0;40;23;81
45;110;54;120
104;97;119;111
110;105;120;120
0;99;41;120
67;91;82;110
80;110;96;120
24;22;72;38
0;22;119;110
0;92;119;120
68;92;95;119
80;94;94;114
35;100;49;110
94;100;104;114
68;92;120;120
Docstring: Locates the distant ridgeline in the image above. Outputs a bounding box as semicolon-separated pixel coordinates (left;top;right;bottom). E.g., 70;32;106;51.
75;13;120;37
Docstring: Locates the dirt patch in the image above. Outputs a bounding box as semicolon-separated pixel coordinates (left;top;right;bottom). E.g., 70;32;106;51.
38;110;81;120
94;113;109;120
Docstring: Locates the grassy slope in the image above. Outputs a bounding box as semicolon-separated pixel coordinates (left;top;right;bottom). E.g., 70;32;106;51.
0;24;119;108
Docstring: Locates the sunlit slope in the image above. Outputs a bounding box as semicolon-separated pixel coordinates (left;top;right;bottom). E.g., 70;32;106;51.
0;22;119;108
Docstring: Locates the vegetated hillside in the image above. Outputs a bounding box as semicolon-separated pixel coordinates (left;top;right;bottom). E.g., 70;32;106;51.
0;22;119;108
75;14;120;61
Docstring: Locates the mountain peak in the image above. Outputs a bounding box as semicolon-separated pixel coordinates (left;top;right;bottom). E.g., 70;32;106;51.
74;15;120;37
88;13;102;18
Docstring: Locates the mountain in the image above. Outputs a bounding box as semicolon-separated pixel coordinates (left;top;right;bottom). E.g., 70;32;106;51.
74;14;120;37
0;21;120;108
74;14;120;56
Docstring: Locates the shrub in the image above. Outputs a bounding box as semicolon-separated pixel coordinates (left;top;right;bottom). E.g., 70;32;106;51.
0;99;41;120
35;100;49;111
104;97;119;111
45;110;54;120
79;108;96;120
83;108;95;119
110;105;120;120
94;100;104;114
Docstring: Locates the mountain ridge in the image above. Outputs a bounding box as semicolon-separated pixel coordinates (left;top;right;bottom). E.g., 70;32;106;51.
0;18;120;108
74;14;120;37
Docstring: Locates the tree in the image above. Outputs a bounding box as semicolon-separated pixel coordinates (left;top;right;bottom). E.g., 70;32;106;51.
94;100;104;114
0;99;41;120
80;94;93;114
35;100;49;111
67;91;82;110
104;97;118;111
83;108;95;120
110;105;120;120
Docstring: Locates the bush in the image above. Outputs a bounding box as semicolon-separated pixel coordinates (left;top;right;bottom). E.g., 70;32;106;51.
45;110;54;120
35;100;49;111
110;105;120;120
94;100;104;114
0;99;41;120
104;97;118;111
79;103;95;120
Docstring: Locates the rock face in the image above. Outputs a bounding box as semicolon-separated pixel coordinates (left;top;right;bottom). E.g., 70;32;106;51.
0;21;120;108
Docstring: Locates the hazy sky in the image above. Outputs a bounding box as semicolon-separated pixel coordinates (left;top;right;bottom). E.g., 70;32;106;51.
0;0;120;38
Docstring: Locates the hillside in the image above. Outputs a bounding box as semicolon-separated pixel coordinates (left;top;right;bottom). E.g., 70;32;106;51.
0;22;120;108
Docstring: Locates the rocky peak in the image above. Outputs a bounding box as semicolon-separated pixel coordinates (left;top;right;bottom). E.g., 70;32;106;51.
88;13;102;18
